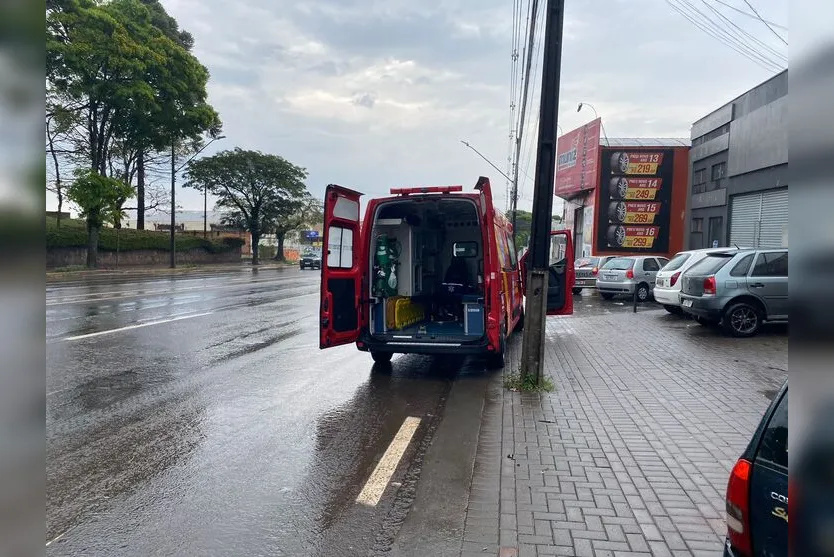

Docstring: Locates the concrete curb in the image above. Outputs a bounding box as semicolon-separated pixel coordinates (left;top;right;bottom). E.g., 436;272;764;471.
46;261;299;283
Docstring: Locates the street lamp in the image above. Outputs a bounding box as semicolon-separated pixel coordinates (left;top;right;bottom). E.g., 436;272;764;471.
169;134;227;268
577;102;610;146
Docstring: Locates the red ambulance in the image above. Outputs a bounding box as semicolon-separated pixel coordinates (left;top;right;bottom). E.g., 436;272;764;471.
319;176;574;367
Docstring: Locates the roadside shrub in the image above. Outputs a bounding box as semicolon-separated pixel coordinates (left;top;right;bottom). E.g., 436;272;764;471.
46;218;245;253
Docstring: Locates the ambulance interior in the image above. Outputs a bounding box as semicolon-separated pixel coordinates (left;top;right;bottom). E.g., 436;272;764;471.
369;198;486;341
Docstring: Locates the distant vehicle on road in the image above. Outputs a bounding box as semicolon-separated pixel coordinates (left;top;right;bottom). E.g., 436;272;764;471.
723;380;787;557
596;255;669;302
300;249;322;270
655;248;740;314
679;248;788;337
572;255;617;295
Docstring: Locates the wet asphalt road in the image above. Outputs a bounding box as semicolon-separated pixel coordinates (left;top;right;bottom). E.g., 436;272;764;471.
46;267;496;556
46;267;670;556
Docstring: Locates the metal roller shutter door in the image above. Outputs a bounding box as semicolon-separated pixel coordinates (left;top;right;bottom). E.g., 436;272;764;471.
729;193;760;248
759;188;788;248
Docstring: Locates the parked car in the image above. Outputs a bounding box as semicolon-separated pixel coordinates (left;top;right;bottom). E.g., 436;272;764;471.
655;248;740;314
723;380;787;557
679;248;788;337
299;249;322;270
572;255;617;294
596;255;669;301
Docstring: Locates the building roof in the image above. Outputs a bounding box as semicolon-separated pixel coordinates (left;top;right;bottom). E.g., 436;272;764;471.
601;137;691;147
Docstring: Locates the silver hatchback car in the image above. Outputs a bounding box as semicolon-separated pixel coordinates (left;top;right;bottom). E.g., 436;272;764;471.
679;248;788;337
597;255;670;301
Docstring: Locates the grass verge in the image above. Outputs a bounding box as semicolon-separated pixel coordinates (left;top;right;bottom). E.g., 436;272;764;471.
504;368;556;393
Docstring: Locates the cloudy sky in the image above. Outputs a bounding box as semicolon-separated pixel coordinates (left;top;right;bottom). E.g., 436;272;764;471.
111;0;792;214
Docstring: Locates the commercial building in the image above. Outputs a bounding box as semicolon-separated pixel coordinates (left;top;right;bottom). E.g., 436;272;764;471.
686;70;788;249
555;118;691;259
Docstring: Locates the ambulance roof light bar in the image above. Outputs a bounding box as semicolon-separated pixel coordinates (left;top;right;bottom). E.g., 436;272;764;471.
390;185;463;195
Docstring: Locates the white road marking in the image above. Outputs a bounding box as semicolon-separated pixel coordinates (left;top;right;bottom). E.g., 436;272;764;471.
61;312;213;341
356;416;421;507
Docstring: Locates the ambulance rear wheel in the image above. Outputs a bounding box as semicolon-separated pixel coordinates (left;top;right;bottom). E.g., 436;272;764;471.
371;351;392;364
487;328;507;369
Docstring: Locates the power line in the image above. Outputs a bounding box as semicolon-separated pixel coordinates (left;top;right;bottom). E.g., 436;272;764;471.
510;0;539;230
741;0;788;45
711;0;787;30
701;0;786;63
519;3;546;201
666;0;783;71
676;0;784;69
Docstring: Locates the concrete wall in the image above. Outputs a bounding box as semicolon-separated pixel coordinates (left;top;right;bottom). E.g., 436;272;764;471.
728;95;788;176
47;247;242;269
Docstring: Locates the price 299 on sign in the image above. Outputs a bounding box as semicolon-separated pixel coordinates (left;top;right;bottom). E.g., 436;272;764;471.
605;225;660;249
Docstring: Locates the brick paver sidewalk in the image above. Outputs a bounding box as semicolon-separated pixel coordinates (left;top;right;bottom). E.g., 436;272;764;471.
462;308;787;557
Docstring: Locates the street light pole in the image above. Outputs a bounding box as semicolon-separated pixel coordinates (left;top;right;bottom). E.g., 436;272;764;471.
460;140;513;183
204;186;208;238
520;0;566;385
577;102;610;146
170;139;176;268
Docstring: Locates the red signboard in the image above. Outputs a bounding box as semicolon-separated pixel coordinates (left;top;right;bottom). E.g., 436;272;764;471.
554;118;602;198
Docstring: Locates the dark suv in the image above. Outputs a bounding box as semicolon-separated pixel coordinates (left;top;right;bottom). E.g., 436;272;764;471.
299;250;321;270
679;248;788;337
724;381;787;557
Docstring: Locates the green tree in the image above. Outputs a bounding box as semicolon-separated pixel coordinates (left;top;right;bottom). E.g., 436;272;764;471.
46;0;221;227
269;194;323;262
184;148;309;265
66;170;135;268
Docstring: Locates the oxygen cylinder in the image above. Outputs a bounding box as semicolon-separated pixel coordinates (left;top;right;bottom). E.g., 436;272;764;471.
374;234;389;296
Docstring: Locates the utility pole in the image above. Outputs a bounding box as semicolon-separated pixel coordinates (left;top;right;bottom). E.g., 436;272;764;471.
511;0;540;239
520;0;566;384
170;139;176;269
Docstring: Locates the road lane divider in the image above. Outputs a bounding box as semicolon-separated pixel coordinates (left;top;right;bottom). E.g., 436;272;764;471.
356;416;421;507
60;312;213;341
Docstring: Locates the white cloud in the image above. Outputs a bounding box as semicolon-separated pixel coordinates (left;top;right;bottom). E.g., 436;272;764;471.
125;0;791;213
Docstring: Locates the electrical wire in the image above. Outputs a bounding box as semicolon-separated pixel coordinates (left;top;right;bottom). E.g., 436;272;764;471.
666;0;783;72
674;0;784;70
741;0;788;45
701;0;786;63
711;0;787;30
518;3;546;202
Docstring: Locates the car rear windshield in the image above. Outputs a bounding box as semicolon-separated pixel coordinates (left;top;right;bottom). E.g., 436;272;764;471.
602;258;634;270
575;257;599;268
686;253;735;275
756;390;788;469
662;253;691;272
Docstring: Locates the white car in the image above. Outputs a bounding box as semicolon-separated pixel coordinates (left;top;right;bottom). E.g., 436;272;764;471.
655;248;741;314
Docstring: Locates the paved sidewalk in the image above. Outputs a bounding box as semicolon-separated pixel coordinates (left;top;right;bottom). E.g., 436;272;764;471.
462;308;787;557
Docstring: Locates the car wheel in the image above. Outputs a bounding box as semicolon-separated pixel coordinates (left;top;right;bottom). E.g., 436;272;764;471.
600;293;615;300
371;351;393;364
636;283;650;302
572;287;582;295
487;327;507;369
723;302;762;338
663;304;683;315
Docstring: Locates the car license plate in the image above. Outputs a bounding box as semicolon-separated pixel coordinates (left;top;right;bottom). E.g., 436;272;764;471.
682;299;693;307
604;274;617;281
